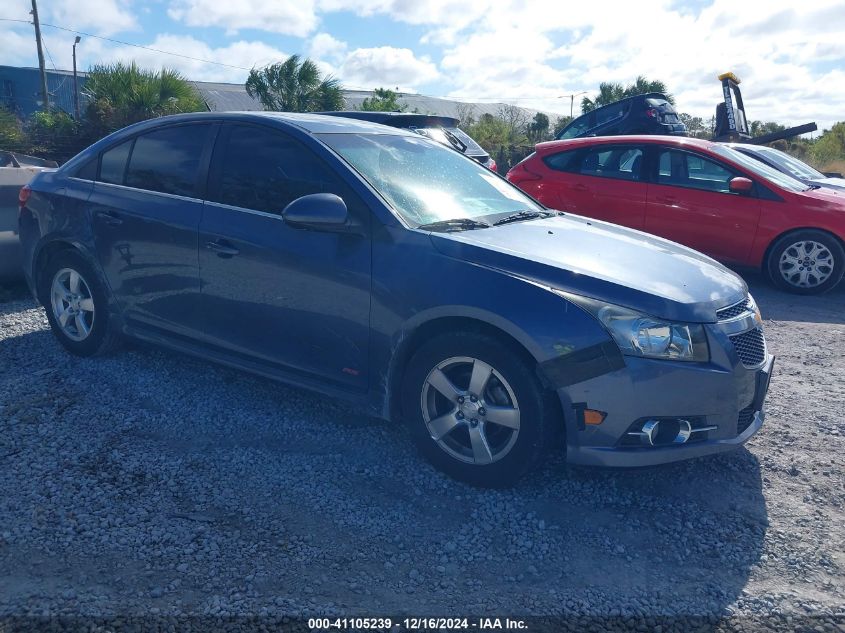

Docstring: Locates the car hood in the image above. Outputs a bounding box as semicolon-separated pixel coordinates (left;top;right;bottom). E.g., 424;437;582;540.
429;214;747;323
810;177;845;192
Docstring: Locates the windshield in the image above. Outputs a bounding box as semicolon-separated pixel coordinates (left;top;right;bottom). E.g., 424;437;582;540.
318;133;542;226
709;143;810;193
742;146;825;181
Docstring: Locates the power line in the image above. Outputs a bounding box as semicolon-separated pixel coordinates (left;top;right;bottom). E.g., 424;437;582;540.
0;17;254;71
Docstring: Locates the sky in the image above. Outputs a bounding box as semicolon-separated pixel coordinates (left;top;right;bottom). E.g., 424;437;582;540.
1;0;844;130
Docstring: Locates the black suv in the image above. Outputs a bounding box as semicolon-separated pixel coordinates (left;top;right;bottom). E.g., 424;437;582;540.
555;93;686;140
321;111;496;171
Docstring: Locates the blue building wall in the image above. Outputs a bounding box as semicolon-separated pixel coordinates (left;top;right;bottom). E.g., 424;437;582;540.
0;66;86;119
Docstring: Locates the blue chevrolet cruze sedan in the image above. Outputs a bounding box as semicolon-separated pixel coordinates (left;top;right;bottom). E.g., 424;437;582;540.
18;112;774;486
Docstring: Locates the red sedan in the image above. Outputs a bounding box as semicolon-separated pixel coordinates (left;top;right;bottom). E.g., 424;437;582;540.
507;136;845;294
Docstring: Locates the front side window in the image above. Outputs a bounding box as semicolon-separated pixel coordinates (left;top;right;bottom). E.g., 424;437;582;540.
209;125;358;215
318;132;543;226
657;149;736;193
580;146;644;181
125;125;209;197
99;139;133;185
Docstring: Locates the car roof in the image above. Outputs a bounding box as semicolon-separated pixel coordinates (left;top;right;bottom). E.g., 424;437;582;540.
319;111;461;128
104;111;423;137
535;134;715;153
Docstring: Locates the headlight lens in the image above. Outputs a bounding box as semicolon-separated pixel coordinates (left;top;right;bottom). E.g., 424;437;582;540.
555;292;709;362
596;304;709;361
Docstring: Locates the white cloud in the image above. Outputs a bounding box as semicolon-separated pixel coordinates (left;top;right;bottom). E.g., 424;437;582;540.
308;32;348;62
168;0;318;36
89;35;288;83
46;0;137;36
339;47;439;90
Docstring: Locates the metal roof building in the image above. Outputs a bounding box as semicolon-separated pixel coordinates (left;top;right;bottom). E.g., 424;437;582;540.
1;65;563;123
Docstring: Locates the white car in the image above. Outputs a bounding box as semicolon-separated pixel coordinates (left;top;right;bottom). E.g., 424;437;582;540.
0;152;56;279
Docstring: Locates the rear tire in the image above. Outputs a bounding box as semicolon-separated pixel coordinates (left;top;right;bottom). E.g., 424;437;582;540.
39;250;121;356
401;331;556;487
766;230;844;295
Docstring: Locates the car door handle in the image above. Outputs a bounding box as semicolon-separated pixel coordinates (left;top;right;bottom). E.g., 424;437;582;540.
205;240;240;258
655;195;678;204
95;210;123;226
573;183;589;192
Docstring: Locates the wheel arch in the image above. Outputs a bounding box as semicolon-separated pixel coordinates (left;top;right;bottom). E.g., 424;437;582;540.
384;312;554;424
761;226;845;273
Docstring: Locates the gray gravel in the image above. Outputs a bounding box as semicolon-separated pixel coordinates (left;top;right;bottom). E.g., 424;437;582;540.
0;274;843;631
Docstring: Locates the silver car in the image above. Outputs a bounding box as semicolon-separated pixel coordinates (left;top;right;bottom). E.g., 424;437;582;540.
727;143;845;192
0;152;56;279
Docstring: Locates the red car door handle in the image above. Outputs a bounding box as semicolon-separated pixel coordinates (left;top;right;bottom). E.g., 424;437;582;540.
573;183;589;192
655;195;678;204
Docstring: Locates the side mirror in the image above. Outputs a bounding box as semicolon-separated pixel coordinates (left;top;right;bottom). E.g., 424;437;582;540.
729;177;754;194
282;193;357;233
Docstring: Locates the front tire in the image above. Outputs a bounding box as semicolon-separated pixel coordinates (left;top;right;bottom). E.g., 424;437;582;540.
401;331;555;487
766;230;844;295
39;250;121;356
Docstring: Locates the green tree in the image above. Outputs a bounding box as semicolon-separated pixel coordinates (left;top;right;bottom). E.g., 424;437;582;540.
750;120;787;138
679;113;707;138
527;112;550;142
26;109;79;161
552;115;573;137
246;55;344;112
0;107;27;152
360;87;405;112
812;122;845;167
581;76;673;113
84;62;205;135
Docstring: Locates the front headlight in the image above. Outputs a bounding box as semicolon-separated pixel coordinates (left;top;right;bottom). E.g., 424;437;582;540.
554;291;709;362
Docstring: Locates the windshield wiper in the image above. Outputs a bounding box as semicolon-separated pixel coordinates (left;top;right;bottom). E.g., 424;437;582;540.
417;218;491;232
492;210;554;226
442;129;467;153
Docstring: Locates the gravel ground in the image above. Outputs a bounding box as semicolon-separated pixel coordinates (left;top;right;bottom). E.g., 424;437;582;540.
0;274;843;632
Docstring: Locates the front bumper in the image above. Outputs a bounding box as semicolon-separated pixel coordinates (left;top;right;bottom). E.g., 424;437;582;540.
560;350;774;468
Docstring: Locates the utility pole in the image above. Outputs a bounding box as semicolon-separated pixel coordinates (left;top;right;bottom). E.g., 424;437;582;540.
72;36;81;120
30;0;49;110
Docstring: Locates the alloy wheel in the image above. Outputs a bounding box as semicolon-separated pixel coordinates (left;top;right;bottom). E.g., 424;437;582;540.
778;240;834;289
50;267;96;342
420;356;520;465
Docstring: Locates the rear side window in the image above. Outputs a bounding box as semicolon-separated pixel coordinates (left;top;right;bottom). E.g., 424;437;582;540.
657;149;736;193
558;114;594;139
73;157;98;180
99;140;133;185
208;124;363;216
595;102;627;126
125;125;209;197
543;150;580;173
580;146;644;181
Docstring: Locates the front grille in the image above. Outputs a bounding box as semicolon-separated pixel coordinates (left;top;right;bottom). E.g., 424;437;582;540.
717;298;750;320
737;405;756;435
729;328;766;367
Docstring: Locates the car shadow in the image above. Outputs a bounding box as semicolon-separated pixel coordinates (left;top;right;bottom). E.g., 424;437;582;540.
737;270;845;325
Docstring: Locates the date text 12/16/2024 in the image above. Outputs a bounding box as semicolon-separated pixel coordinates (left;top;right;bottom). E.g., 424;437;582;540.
308;617;528;630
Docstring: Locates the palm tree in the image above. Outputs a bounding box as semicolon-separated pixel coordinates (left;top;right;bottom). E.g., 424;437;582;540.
84;62;205;134
246;55;344;112
581;82;625;113
624;75;673;103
